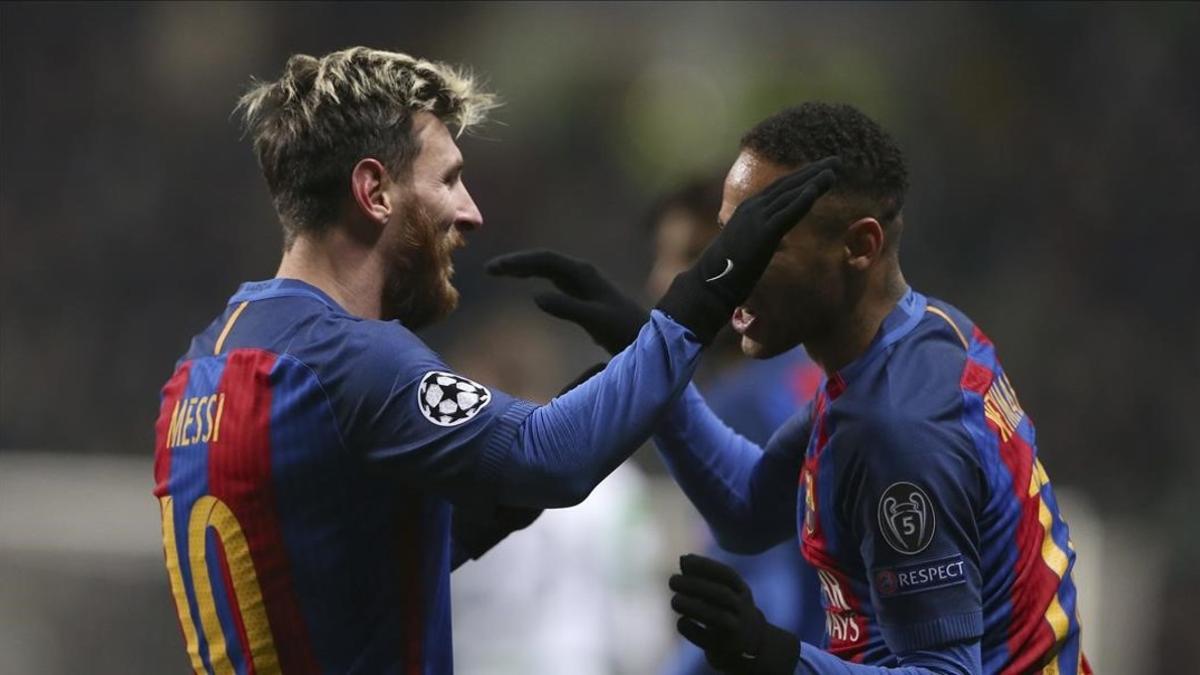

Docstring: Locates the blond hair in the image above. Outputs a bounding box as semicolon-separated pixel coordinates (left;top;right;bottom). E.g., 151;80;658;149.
235;47;497;243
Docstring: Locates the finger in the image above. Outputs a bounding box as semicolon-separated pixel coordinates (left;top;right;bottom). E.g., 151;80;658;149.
486;250;590;291
765;169;837;238
763;161;838;215
671;593;737;632
757;156;840;204
669;574;743;611
677;617;720;650
679;553;747;591
533;292;601;324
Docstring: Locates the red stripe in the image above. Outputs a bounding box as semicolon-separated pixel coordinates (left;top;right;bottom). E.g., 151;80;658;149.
961;343;1060;675
208;349;320;674
153;362;192;657
154;363;192;496
216;534;256;675
395;502;424;675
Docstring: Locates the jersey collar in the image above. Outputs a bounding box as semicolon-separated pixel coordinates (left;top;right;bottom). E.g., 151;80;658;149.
229;278;349;314
826;287;927;398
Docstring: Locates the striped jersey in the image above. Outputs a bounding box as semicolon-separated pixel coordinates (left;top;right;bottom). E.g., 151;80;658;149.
797;288;1090;673
153;277;704;674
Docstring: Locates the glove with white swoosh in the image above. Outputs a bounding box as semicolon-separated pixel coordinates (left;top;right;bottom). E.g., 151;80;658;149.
487;157;838;348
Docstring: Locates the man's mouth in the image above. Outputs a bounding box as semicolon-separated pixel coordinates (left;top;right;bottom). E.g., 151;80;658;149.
731;306;757;335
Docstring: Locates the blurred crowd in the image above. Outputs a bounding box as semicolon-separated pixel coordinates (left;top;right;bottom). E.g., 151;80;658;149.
2;3;1198;673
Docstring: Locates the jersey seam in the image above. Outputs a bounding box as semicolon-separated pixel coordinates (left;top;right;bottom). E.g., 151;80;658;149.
273;351;355;459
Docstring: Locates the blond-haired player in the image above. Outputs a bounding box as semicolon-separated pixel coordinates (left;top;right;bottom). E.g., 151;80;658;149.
152;47;837;673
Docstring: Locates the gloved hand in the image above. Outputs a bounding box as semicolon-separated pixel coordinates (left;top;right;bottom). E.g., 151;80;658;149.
488;157;838;347
670;553;801;675
655;156;838;344
485;250;648;354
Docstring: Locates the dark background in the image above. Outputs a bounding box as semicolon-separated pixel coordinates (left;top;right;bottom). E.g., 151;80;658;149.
2;2;1197;671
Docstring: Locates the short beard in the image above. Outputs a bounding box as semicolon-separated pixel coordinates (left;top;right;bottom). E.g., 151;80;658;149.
381;204;460;330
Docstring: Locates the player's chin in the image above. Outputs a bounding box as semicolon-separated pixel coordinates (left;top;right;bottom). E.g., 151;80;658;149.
739;334;788;360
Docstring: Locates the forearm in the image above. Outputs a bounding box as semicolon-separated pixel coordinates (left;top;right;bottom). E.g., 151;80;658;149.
653;384;793;553
479;310;701;508
796;642;979;675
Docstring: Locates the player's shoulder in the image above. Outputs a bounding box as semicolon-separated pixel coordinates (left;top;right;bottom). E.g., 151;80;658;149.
829;294;982;463
284;308;443;384
881;295;977;408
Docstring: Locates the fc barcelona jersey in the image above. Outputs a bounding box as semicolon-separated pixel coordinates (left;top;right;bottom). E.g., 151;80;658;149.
797;289;1091;673
653;287;1091;673
152;279;535;674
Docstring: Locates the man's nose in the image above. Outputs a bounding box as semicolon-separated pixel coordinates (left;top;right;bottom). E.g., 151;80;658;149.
457;190;483;232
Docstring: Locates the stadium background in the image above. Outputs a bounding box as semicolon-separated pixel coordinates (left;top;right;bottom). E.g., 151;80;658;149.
1;2;1197;673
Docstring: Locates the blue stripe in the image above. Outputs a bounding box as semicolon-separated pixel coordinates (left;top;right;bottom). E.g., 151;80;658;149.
957;337;1017;672
267;355;362;670
168;355;228;675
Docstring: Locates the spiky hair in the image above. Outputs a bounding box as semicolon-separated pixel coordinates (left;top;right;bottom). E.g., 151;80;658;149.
236;47;498;244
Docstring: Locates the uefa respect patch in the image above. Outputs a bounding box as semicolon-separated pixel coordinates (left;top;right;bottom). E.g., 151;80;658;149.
873;554;968;598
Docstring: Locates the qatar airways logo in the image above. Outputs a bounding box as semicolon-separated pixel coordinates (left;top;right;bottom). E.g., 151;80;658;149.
816;569;862;645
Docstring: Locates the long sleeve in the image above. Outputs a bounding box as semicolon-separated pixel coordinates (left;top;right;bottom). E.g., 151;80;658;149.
651;384;810;553
477;310;702;507
334;310;700;508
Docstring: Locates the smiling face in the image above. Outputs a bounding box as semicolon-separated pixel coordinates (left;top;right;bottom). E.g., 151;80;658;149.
380;113;483;329
720;150;849;359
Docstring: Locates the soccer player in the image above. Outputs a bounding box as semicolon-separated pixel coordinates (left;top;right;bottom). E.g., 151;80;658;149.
490;103;1089;674
151;47;837;673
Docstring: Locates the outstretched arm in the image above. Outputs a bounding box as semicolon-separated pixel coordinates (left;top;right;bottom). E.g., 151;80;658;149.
653;385;809;553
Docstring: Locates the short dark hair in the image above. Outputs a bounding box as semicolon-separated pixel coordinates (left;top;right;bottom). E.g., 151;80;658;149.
236;47;496;246
740;102;908;225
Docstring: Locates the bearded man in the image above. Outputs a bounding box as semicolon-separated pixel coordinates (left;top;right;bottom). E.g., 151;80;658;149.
151;47;836;674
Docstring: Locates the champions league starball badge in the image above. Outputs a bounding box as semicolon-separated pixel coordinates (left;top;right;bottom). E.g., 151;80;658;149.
418;371;492;426
877;482;936;555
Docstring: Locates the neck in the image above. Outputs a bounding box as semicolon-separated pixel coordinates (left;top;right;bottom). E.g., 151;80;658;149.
275;228;385;320
805;265;908;375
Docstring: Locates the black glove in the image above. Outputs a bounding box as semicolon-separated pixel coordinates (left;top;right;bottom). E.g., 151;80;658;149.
670;553;801;675
656;157;838;344
486;250;648;355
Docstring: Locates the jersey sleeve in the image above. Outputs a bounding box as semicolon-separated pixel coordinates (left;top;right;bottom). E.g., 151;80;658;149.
305;315;535;504
310;310;701;508
837;412;986;655
652;385;811;553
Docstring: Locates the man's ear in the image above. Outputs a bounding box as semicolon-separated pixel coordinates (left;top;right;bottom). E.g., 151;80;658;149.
350;158;393;225
844;217;884;271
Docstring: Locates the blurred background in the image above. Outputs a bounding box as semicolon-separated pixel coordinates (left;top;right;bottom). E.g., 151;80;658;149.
2;2;1198;673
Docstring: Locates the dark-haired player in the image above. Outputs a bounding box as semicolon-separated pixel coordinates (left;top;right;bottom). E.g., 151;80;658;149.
152;47;836;674
492;103;1089;674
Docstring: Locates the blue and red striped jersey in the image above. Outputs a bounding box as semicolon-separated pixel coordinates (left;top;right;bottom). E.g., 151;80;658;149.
653;288;1090;674
153;279;533;673
154;277;707;674
796;289;1089;673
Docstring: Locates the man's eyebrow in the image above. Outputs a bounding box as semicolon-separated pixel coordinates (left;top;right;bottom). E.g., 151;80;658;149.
444;158;464;178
